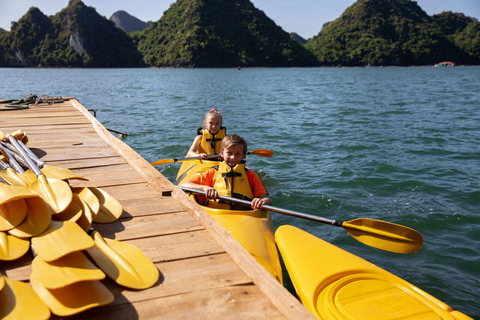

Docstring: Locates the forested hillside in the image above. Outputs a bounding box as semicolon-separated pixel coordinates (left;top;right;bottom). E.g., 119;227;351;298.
137;0;317;67
306;0;479;66
0;0;143;67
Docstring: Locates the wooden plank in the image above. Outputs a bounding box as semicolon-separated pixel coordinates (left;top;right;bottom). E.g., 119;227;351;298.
71;285;286;320
21;145;120;162
47;156;127;170
0;115;92;126
81;183;165;201
118;196;186;218
94;211;204;241
106;254;254;305
127;230;225;263
0;109;83;119
69;163;146;187
1;124;96;134
24;137;108;149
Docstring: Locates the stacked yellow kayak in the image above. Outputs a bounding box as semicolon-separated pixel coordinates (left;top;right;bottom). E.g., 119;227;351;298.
275;225;472;320
177;159;283;283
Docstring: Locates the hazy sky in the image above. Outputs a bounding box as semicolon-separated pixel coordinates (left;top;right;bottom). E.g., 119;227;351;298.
1;0;479;39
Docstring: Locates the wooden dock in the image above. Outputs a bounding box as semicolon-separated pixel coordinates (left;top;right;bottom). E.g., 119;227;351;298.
0;98;315;319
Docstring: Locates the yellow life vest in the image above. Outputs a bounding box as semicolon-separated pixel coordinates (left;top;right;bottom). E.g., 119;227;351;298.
209;161;254;210
197;127;226;155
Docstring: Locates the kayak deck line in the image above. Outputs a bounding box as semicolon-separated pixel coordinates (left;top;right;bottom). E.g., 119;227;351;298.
0;98;314;319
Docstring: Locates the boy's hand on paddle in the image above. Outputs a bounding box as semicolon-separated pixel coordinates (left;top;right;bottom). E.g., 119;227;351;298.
251;198;266;210
204;186;218;200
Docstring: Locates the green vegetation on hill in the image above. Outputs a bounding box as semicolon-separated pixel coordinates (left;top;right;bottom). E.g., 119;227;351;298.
0;0;143;67
306;0;478;66
432;12;480;63
0;0;479;67
138;0;317;67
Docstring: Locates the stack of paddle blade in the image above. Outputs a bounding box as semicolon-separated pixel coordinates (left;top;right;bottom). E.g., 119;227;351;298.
0;130;159;317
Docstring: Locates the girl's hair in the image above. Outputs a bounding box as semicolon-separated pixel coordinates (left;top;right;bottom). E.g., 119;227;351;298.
221;134;247;154
205;108;222;123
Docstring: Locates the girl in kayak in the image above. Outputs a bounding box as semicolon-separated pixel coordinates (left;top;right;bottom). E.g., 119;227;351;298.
187;109;226;159
182;134;272;210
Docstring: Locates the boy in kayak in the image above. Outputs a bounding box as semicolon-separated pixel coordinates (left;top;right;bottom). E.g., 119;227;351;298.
182;134;272;210
187;109;225;159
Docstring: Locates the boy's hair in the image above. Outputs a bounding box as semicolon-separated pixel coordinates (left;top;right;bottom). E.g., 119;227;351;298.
205;108;222;122
221;134;247;154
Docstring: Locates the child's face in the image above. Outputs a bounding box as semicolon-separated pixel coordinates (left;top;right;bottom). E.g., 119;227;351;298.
220;144;245;167
205;115;222;134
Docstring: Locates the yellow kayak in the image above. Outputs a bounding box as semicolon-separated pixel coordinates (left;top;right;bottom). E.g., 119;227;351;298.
176;159;283;284
275;225;472;320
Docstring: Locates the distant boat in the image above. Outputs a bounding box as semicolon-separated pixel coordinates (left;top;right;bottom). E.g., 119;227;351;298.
434;61;455;67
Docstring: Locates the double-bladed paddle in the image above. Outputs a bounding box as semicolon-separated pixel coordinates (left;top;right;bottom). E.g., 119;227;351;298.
178;186;423;254
151;148;274;165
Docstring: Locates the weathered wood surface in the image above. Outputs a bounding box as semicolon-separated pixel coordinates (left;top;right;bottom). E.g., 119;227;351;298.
0;99;315;319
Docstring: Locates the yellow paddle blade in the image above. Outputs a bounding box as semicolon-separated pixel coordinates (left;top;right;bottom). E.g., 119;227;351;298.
72;187;100;219
342;218;423;254
8;197;52;238
41;164;89;181
150;158;175;165
0;274;4;291
89;187;123;223
30;272;114;317
0;183;37;205
86;231;159;289
0;131;3;141
75;196;93;232
29;175;72;214
248;148;274;157
0;276;51;320
0;168;29;188
0;232;30;261
52;193;84;222
0;199;27;231
31;220;94;262
32;251;105;289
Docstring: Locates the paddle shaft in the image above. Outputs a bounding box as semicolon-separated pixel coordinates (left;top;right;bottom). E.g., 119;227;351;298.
2;140;44;169
17;140;46;168
151;149;273;165
170;154;220;163
178;186;342;226
7;136;42;176
0;144;25;173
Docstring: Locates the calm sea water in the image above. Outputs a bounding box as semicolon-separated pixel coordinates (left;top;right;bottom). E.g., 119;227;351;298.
1;67;479;317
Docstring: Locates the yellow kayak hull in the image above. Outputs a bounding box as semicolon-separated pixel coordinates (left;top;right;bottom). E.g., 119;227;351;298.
176;159;283;283
275;225;472;320
204;206;283;284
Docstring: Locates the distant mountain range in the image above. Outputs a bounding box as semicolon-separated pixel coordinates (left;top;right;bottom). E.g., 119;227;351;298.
0;0;478;67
